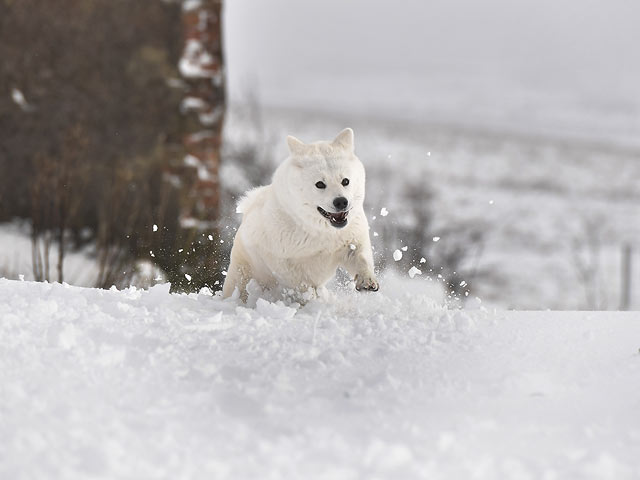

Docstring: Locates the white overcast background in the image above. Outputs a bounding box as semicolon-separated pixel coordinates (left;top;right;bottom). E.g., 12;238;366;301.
224;0;640;143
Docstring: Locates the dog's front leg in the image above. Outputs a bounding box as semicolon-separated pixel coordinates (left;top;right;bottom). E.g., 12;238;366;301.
342;237;379;292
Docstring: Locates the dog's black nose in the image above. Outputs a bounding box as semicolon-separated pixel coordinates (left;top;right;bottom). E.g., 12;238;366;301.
333;196;348;211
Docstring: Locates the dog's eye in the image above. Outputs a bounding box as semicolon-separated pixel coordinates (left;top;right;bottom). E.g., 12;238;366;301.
341;178;350;187
315;181;326;189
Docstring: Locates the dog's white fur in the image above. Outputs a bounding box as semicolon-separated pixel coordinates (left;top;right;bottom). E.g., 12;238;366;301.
222;128;378;301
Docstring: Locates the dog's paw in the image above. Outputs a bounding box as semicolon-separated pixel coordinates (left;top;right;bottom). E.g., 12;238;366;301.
355;274;379;292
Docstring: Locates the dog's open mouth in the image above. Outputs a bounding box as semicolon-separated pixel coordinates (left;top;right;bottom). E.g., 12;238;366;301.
317;206;348;228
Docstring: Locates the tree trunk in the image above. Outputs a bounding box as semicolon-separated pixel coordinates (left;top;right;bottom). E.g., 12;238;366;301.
176;0;225;227
159;0;226;292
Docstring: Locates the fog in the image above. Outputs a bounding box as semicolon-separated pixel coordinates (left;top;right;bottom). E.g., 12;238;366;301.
225;0;640;141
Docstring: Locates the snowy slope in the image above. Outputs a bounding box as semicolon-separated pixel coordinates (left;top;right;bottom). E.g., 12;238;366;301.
1;279;639;479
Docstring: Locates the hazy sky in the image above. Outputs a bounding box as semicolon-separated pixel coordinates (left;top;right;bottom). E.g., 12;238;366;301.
224;0;640;137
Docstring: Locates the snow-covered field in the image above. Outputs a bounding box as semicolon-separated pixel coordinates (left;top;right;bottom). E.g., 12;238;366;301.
0;222;98;287
224;107;640;310
2;278;639;479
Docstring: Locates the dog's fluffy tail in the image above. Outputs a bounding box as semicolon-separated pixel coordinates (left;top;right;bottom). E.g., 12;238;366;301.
236;185;269;215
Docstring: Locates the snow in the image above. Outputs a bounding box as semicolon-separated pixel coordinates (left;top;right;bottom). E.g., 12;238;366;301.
182;0;202;12
180;98;223;126
180;96;208;113
179;39;223;81
11;87;31;111
183;154;212;181
393;249;402;261
185;130;215;143
408;266;422;278
198;105;224;126
2;278;639;479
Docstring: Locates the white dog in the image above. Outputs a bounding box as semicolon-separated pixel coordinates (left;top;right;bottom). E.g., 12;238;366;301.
222;128;379;302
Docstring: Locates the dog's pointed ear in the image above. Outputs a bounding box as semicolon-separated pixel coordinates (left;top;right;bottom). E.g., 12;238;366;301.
332;128;354;153
287;135;307;156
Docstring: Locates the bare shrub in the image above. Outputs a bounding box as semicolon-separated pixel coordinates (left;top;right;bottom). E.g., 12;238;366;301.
30;125;88;282
368;166;486;303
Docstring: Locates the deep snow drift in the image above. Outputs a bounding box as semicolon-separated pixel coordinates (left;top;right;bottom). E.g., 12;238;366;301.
1;278;639;479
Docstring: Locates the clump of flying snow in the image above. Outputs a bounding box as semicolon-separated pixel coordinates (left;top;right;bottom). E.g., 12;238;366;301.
11;88;32;111
408;266;422;278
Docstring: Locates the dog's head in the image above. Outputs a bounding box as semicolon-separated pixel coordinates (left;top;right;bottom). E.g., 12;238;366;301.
274;128;366;230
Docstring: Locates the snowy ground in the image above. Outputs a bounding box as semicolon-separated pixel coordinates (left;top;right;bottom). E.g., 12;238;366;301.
224;107;640;310
0;222;163;288
0;222;98;287
2;278;639;479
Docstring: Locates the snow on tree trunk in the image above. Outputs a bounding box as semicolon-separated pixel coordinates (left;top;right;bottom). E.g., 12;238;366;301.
152;0;227;293
176;0;225;229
